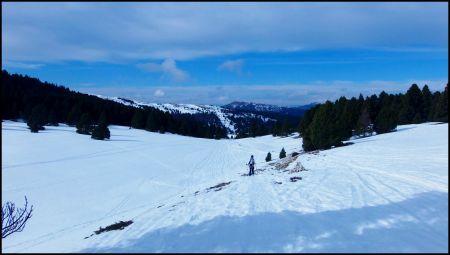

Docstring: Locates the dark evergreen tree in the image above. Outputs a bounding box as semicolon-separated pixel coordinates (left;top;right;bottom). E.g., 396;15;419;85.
281;119;290;136
91;112;110;140
214;126;226;139
334;97;354;140
47;109;59;126
145;112;158;132
366;94;380;123
399;84;424;124
301;128;316;151
250;120;258;138
27;104;47;133
272;120;282;136
308;101;342;150
76;113;93;134
131;109;146;129
159;125;166;134
432;85;448;122
298;105;319;136
421;85;433;121
374;104;397;134
356;105;372;137
279;148;286;159
265;152;272;162
67;103;82;126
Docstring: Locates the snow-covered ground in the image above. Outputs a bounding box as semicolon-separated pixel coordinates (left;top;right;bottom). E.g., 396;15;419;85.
2;121;448;252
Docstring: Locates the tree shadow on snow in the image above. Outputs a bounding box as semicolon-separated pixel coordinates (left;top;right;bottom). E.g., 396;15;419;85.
83;191;448;253
395;126;417;132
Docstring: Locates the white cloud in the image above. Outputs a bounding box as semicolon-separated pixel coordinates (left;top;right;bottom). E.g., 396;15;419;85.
218;59;244;75
3;61;44;69
2;2;447;63
137;58;189;82
154;89;165;97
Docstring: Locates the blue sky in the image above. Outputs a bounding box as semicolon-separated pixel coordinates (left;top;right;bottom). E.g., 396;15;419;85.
2;2;448;106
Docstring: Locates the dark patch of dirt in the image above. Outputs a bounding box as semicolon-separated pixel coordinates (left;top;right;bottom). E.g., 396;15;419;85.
88;220;133;237
207;181;232;192
290;176;302;182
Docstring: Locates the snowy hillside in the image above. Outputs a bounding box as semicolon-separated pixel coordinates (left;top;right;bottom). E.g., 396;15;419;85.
95;95;275;137
2;121;448;252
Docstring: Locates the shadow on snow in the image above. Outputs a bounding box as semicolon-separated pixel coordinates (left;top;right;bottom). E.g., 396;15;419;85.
83;191;448;253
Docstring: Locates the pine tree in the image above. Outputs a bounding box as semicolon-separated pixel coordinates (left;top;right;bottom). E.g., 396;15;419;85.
67;103;82;126
308;102;338;149
356;106;372;137
399;84;423;124
214;125;226;139
265;152;272;162
27;104;47;133
47;109;59;126
298;105;318;136
301;128;316;151
374;104;397;134
131;109;146;129
281;119;290;136
421;85;433;121
279;148;286;159
145;112;158;132
272;121;282;136
250;120;258;138
76;113;93;135
432;85;448;122
91;112;110;140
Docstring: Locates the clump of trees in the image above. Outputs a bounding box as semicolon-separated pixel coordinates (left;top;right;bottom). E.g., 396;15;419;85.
2;196;33;239
299;84;448;152
91;112;110;140
26;104;48;132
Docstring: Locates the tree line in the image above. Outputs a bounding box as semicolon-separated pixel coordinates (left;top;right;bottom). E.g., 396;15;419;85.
2;70;227;139
298;84;448;151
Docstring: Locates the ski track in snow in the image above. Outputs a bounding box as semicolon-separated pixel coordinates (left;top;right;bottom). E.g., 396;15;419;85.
1;121;448;252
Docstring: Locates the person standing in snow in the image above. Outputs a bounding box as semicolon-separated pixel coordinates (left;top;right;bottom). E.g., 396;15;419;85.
248;155;255;176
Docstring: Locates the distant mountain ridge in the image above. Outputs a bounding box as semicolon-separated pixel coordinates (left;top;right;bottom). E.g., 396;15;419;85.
95;96;278;138
223;101;318;116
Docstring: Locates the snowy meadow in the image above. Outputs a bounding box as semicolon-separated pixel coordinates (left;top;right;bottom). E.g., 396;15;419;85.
2;120;448;252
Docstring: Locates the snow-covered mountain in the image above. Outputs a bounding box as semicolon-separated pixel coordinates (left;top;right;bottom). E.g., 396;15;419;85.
224;101;285;112
2;121;448;252
223;101;318;116
95;95;277;138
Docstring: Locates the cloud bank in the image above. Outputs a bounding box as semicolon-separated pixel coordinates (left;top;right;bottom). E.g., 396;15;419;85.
78;80;448;107
2;2;448;63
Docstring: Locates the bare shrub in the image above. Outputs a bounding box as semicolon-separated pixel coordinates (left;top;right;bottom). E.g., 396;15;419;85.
2;196;33;239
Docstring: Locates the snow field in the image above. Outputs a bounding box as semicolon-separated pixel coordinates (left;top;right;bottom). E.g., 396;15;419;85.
2;121;448;252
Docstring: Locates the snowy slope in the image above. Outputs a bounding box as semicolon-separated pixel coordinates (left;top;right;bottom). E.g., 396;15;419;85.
2;121;448;252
